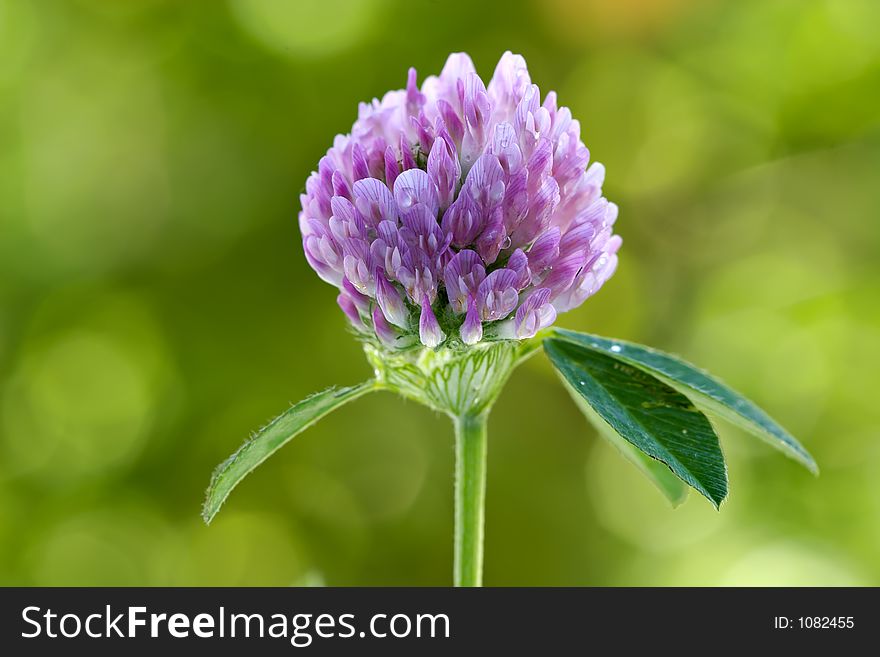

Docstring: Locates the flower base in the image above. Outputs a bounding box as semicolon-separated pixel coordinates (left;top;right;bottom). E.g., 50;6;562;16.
363;338;540;418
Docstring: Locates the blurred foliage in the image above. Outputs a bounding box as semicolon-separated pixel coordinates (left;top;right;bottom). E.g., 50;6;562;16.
1;0;878;586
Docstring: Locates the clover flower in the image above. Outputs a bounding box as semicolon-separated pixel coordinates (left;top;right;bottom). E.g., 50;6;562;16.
205;52;815;589
300;52;622;349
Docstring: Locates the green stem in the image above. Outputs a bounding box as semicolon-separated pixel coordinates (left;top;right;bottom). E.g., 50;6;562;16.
453;411;489;587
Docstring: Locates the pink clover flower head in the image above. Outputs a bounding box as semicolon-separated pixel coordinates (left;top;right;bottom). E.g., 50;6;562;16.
299;52;621;348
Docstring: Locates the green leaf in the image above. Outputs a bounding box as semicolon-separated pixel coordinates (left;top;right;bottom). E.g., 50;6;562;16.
202;381;378;524
551;329;818;475
545;338;728;508
558;377;689;507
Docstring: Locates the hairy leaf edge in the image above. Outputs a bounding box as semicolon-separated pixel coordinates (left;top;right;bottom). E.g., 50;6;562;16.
202;381;380;524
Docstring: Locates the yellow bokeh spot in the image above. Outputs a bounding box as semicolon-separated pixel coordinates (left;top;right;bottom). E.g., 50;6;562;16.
1;291;175;482
720;541;864;586
187;512;307;586
229;0;378;58
540;0;699;42
27;504;173;586
3;331;152;478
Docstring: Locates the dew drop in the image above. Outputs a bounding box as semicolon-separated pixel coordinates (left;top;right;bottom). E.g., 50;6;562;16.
610;344;621;353
681;429;688;434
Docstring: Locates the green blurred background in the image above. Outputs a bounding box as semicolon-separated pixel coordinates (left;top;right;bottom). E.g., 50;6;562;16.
1;0;878;586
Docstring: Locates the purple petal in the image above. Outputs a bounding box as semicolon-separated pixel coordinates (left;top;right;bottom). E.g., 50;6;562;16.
312;156;335;217
514;85;541;151
506;248;530;289
341;239;376;296
370;220;404;277
549;104;573;142
526;137;553;185
584;161;606;188
397;249;437;304
434;122;457;158
443;249;486;313
487;51;531;123
365;137;387;179
377;219;400;245
302;219;343;286
399;135;417;171
437;99;464;146
553;131;590;190
527;226;561;276
474;207;506;265
328;196;359;241
542;90;558;117
353;178;396;226
543;251;587;298
606;201;619;227
464;153;505;210
460;73;490;171
501;168;529;234
411;113;434;155
589;225;613;253
511;175;559;248
376;276;410;329
477;268;519;321
490;122;522;174
553;235;622;311
441;194;482;248
399;203;449;260
393;168;439;217
405;67;426;114
559;221;596;258
331;170;352;199
342;277;371;313
352;142;370;181
338;293;365;329
372;305;399;348
418;295;445;348
427;137;460;210
440;52;477;87
513;287;556;339
384;146;400;189
460;294;483;345
573;198;609;232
